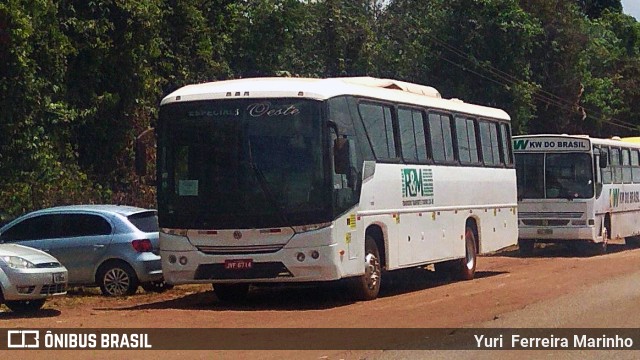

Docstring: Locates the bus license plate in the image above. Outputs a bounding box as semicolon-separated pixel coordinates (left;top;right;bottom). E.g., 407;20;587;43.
53;272;66;284
224;259;253;270
537;228;553;235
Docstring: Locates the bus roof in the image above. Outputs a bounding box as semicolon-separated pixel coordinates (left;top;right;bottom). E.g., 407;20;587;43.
161;77;511;121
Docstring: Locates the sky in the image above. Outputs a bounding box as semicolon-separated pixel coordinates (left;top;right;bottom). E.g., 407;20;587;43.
621;0;640;20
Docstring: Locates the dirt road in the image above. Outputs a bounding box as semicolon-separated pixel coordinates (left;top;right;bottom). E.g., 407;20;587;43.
3;244;640;359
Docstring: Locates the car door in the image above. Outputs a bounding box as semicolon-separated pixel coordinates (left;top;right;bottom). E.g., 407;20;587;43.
0;214;58;255
45;213;113;284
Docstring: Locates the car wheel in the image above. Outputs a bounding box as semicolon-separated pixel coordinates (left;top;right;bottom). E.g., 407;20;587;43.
141;280;174;293
98;262;139;296
5;299;46;313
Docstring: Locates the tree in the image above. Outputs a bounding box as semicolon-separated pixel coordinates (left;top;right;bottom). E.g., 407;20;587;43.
576;0;622;19
0;0;102;214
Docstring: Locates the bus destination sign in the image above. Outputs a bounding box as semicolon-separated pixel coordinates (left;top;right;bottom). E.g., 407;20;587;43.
513;138;590;152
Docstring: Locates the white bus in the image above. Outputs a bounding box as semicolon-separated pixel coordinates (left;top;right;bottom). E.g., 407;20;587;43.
513;134;640;255
152;77;518;301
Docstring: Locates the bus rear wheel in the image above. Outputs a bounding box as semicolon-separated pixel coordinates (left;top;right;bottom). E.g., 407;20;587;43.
350;236;382;301
436;227;477;280
456;227;477;280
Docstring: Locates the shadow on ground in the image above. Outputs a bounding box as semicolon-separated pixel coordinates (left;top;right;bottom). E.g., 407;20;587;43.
97;267;507;312
498;243;630;259
0;308;61;320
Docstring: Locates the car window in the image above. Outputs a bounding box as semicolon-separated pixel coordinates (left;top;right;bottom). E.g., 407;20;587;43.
58;214;112;237
127;211;158;233
0;215;57;241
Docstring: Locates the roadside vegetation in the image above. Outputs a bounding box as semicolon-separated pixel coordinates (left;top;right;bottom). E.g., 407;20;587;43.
1;0;638;216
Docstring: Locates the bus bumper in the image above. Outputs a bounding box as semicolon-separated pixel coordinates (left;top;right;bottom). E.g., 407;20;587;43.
160;234;344;284
518;225;599;242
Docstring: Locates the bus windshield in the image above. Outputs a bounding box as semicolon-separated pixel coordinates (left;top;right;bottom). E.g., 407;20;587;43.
516;153;594;199
157;99;331;229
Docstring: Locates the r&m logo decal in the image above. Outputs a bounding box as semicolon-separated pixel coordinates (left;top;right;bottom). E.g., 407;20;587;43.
401;168;434;206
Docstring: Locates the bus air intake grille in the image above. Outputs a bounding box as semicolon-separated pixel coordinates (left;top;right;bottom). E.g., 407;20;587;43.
196;244;285;255
194;262;293;280
522;219;570;226
518;212;583;219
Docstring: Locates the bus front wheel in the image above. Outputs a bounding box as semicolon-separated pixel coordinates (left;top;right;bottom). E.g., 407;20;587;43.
518;239;535;257
350;236;382;301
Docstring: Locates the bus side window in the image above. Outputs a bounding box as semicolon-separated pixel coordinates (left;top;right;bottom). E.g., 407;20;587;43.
398;108;428;163
631;150;640;183
328;96;363;213
428;112;455;163
499;123;513;166
622;148;632;183
455;116;471;164
601;147;612;184
479;121;500;166
358;102;397;160
455;116;481;165
399;108;418;162
611;147;622;184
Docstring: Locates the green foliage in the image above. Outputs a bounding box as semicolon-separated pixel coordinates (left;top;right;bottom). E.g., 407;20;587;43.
1;0;640;216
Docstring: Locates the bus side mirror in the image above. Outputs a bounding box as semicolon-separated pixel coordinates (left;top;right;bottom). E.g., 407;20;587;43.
334;137;352;175
599;155;608;168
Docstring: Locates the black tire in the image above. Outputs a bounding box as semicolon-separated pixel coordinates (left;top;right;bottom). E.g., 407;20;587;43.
566;241;585;254
518;238;535;257
591;241;607;255
141;279;174;293
626;236;640;248
456;227;477;280
98;261;139;296
213;284;250;303
350;236;382;301
593;223;610;255
434;259;457;278
5;299;46;313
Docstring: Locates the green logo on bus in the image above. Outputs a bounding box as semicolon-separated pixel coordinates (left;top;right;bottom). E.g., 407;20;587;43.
513;139;529;150
402;169;433;198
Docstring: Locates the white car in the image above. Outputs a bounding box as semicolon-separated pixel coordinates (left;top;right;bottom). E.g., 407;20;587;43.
0;244;68;313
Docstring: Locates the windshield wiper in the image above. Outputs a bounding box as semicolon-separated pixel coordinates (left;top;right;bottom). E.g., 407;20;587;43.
247;139;289;224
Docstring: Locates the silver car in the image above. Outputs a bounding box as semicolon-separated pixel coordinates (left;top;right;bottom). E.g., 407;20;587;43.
0;205;168;296
0;243;68;313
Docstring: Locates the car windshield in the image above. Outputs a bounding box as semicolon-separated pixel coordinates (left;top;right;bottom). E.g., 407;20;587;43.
516;153;594;199
157;99;332;229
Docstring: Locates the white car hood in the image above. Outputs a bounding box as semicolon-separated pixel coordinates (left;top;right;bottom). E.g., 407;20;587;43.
0;244;61;265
